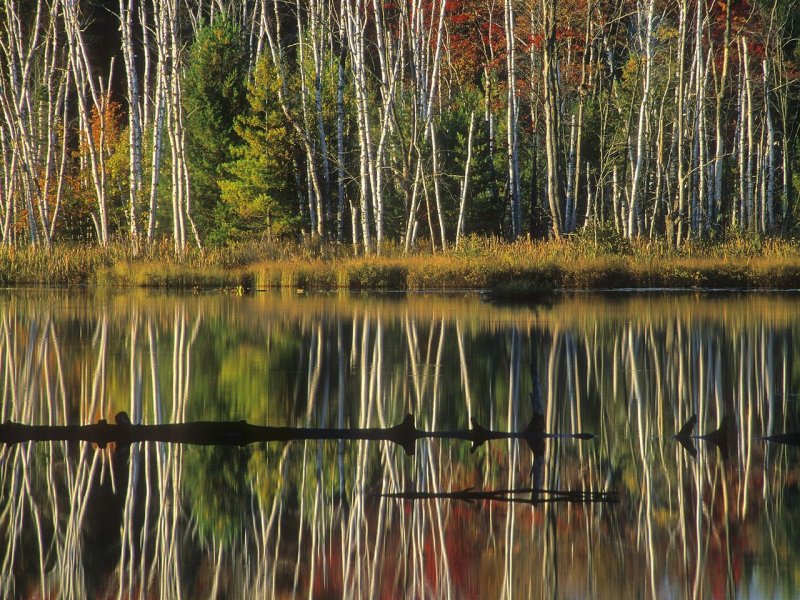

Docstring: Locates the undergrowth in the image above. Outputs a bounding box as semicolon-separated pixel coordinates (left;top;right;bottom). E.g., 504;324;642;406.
1;234;799;292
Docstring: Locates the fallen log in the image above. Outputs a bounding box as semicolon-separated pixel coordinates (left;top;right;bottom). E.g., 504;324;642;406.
0;412;595;456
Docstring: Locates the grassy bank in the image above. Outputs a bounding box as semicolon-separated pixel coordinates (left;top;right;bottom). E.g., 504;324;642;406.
4;235;800;293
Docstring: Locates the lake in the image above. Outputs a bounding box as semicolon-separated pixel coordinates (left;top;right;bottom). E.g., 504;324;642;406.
0;289;798;599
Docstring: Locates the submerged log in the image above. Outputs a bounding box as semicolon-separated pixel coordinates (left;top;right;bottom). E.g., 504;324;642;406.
674;414;736;459
674;414;698;457
0;412;595;456
379;486;618;505
761;432;800;447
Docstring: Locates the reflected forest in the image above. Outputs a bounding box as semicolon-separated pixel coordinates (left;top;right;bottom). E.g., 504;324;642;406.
1;291;799;598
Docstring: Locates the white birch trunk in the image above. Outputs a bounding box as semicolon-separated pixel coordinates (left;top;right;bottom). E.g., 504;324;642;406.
542;0;563;236
712;0;731;229
504;0;521;237
627;0;653;239
736;63;745;229
456;112;476;246
675;0;688;245
764;59;775;232
311;0;330;235
163;0;195;252
147;0;168;244
403;0;448;252
0;0;55;245
336;25;347;244
743;38;755;232
691;0;706;237
263;0;327;242
429;121;446;249
565;114;576;234
120;0;143;250
295;11;318;236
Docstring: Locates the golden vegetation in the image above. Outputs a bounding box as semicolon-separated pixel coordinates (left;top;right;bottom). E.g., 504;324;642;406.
3;235;800;291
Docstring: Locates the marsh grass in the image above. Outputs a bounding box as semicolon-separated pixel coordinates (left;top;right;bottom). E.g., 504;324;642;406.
0;245;112;285
96;261;252;289
3;235;800;291
249;235;800;291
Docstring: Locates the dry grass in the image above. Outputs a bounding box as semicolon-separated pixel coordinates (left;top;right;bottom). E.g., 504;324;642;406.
3;235;800;292
249;235;800;292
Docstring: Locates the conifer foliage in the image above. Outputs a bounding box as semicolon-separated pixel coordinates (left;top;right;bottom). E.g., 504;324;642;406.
219;57;298;237
184;17;248;243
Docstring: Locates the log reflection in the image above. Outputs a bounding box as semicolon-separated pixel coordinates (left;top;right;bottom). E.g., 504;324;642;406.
0;412;595;453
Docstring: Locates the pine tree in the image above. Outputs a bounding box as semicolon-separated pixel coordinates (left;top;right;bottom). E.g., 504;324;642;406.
184;17;247;244
219;57;298;238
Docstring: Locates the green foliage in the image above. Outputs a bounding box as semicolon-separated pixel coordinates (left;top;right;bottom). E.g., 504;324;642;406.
574;221;633;256
184;17;248;244
219;57;299;239
437;85;505;239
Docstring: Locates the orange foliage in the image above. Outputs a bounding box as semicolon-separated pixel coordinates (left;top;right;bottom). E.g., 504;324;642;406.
64;98;126;237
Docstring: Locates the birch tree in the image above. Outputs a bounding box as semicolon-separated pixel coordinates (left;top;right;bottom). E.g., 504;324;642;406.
626;0;654;239
711;0;731;229
541;0;563;237
0;0;71;247
389;0;448;252
62;0;112;245
504;0;521;237
120;0;143;250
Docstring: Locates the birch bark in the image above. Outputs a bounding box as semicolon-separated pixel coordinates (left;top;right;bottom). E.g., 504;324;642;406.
542;0;563;236
456;112;476;246
504;0;521;237
627;0;653;239
120;0;143;250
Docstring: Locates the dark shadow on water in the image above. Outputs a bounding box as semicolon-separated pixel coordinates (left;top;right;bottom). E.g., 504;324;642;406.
674;414;699;457
0;411;595;457
761;432;800;447
674;414;736;460
378;487;619;505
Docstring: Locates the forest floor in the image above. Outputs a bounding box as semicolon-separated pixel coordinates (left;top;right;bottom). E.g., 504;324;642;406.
4;235;800;295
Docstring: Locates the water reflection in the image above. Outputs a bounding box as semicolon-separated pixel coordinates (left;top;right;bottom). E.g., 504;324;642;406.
1;291;799;598
0;410;595;454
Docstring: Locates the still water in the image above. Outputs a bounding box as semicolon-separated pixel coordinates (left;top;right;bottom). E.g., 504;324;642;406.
0;290;798;599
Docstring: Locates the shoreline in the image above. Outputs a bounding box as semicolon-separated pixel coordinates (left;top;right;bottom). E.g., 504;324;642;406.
4;238;800;295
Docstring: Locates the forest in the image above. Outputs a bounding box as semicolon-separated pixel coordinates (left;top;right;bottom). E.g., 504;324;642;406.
1;0;799;254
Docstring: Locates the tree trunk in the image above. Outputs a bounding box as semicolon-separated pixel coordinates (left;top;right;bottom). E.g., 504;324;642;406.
764;59;775;233
542;0;563;237
120;0;142;251
504;0;521;238
712;0;731;230
336;23;347;243
743;37;755;232
675;0;688;245
456;112;476;246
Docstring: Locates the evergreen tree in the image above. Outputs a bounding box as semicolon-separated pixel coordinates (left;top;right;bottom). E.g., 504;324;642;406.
184;17;247;244
219;57;299;238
